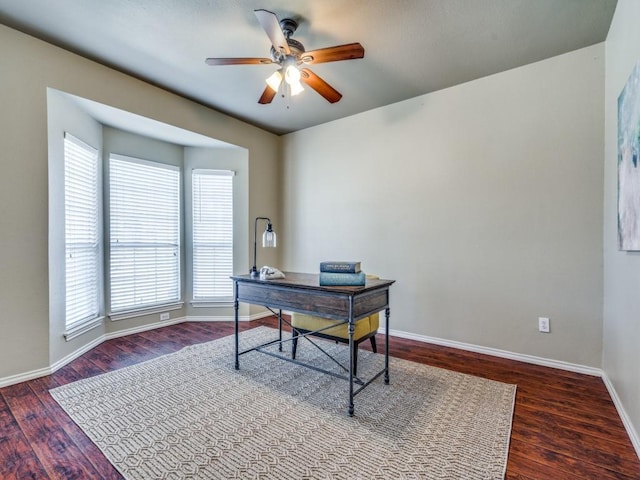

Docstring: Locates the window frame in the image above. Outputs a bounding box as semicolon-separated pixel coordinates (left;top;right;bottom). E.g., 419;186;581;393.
108;153;182;318
63;132;103;335
191;168;235;304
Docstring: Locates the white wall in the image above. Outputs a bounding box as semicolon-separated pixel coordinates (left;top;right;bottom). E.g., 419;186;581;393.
603;0;640;453
282;44;605;367
0;24;280;381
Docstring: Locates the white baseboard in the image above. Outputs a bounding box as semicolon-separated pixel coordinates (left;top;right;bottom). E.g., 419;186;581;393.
104;316;186;340
0;366;53;389
49;335;106;374
382;327;602;376
0;335;108;388
601;372;640;459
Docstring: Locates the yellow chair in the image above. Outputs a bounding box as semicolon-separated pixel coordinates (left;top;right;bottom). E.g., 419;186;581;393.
291;276;379;376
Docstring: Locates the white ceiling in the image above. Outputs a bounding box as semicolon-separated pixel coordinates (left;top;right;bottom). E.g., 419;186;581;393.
1;0;616;135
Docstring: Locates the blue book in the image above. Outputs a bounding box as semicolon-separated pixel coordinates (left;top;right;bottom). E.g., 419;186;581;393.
319;261;361;273
319;271;366;286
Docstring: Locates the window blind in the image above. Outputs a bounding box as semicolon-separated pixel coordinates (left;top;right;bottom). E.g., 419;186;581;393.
109;154;180;313
192;169;234;301
64;133;100;328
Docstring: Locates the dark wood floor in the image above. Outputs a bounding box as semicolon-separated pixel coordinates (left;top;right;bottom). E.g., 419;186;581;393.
1;317;638;479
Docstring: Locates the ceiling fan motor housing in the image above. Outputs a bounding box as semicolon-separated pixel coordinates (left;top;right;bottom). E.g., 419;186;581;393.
270;38;305;62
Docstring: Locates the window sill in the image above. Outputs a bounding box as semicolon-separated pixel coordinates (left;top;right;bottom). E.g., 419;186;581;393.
64;316;105;341
109;302;184;322
190;300;234;308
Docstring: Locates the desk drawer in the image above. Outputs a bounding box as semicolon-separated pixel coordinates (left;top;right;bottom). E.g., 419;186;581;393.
236;282;350;320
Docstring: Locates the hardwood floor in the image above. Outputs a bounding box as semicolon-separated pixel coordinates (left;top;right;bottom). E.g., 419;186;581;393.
1;317;638;479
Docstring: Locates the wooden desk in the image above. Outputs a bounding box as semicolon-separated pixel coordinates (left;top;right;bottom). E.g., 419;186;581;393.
231;272;395;416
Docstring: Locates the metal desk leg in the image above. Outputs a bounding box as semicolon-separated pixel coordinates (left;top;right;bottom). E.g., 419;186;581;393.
234;293;240;370
385;307;390;384
278;309;283;352
348;320;355;416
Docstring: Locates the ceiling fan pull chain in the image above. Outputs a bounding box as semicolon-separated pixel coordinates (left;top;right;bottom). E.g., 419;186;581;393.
285;81;291;109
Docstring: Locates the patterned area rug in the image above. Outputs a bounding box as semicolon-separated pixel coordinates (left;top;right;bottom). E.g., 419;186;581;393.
50;327;516;479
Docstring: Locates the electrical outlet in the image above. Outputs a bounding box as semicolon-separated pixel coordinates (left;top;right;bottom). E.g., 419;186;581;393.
160;312;170;321
538;317;550;333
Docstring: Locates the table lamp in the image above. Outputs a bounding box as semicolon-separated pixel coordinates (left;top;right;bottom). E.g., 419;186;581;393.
250;217;277;277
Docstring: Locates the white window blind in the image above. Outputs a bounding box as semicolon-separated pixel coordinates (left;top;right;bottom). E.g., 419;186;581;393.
109;154;180;313
192;169;234;300
64;133;100;328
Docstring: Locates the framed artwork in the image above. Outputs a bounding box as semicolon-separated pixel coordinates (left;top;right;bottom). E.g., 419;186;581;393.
618;59;640;251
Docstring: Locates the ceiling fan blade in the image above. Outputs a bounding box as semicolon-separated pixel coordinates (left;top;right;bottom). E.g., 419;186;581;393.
300;43;364;64
300;68;342;103
258;85;278;104
254;9;290;56
205;57;273;66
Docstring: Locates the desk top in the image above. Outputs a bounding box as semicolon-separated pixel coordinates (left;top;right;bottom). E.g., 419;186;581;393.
231;272;395;295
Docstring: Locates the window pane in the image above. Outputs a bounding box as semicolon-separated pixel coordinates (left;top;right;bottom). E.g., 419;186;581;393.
192;170;233;300
110;155;180;312
64;133;100;328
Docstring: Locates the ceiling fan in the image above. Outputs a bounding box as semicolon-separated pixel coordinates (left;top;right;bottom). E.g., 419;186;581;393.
205;9;365;104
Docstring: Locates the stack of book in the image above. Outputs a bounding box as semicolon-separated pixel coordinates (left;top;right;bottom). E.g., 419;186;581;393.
319;261;366;286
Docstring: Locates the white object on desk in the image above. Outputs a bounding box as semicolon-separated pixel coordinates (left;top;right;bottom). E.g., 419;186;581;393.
259;266;285;280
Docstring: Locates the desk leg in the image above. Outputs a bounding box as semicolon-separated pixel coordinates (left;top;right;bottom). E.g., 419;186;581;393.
234;296;240;370
348;321;355;416
385;307;390;385
278;309;283;352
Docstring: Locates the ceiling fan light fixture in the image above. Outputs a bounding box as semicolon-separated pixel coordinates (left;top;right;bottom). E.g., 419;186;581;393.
265;70;283;92
289;80;304;96
285;64;301;84
284;64;304;95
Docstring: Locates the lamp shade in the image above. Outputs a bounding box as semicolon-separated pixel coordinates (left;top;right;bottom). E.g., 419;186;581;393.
265;70;282;92
262;225;276;247
284;65;304;96
285;65;301;83
289;80;304;96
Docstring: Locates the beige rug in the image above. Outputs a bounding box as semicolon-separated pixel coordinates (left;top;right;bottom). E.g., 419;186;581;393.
50;327;516;479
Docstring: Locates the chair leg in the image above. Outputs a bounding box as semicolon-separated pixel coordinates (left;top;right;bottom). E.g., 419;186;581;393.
370;335;377;354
